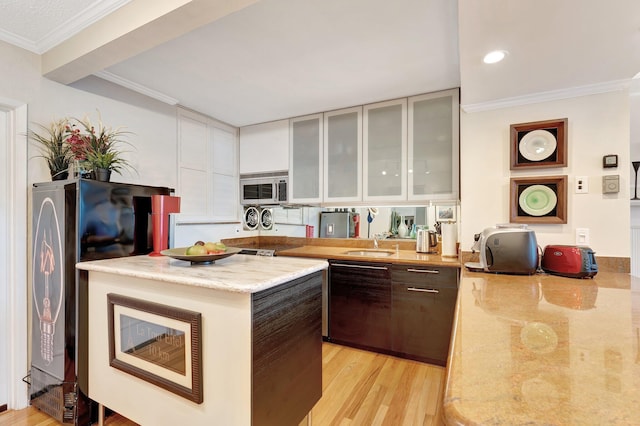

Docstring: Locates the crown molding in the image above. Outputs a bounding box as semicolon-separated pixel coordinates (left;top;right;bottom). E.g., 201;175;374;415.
461;79;633;113
93;70;180;105
37;0;132;54
0;28;39;53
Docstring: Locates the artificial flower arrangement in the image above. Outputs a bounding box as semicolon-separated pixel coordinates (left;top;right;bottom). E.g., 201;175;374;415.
29;112;136;181
28;118;73;180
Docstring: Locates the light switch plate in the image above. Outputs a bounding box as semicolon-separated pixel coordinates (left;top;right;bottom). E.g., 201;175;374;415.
576;228;590;245
576;176;588;194
602;175;619;193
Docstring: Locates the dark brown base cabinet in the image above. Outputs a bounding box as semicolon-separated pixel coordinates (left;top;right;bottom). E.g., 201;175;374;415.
391;265;459;366
329;260;459;366
328;261;392;352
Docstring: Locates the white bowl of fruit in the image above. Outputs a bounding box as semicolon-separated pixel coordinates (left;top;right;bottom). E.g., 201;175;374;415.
161;241;241;264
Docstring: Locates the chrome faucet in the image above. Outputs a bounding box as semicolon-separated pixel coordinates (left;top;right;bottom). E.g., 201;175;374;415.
373;234;379;249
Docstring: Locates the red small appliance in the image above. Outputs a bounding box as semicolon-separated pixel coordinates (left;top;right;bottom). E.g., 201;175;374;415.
149;195;181;256
541;245;598;278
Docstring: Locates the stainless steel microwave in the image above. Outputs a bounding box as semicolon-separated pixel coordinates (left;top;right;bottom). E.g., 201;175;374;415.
240;172;288;205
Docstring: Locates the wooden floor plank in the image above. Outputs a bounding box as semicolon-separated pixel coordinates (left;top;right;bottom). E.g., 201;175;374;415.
336;353;387;422
0;343;445;426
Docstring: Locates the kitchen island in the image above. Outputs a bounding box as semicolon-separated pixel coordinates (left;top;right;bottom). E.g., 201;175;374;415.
443;270;640;425
76;253;328;426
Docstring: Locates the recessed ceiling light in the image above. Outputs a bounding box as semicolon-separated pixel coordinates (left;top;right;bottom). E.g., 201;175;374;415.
483;50;508;64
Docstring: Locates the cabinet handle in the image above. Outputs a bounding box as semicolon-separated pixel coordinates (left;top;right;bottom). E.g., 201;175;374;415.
332;263;388;271
406;268;440;274
407;287;439;294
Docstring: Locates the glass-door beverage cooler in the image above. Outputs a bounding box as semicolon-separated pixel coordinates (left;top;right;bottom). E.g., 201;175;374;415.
30;179;172;424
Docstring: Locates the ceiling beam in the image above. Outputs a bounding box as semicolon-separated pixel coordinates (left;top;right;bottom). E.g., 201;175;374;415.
42;0;259;84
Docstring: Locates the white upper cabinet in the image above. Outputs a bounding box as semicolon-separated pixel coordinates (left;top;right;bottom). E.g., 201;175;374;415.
211;125;239;221
408;89;459;201
290;114;323;204
178;109;211;218
363;98;407;202
237;90;459;207
177;108;238;223
213;126;238;177
323;107;362;203
239;120;289;174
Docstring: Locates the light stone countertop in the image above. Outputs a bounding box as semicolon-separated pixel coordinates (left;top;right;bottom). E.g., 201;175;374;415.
76;253;328;293
443;270;640;425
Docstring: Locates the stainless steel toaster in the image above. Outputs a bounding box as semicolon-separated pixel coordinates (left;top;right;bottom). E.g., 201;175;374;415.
465;225;539;275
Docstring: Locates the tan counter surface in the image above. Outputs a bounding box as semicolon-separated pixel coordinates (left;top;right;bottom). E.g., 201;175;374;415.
278;244;461;267
444;270;640;425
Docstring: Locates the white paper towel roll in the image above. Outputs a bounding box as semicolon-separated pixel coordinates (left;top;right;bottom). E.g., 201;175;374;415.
441;222;457;257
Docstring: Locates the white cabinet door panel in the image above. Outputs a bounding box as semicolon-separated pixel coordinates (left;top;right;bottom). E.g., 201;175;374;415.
290;114;323;203
179;167;210;216
408;89;459;201
179;114;208;169
363;99;407;202
324;107;362;203
213;127;238;177
212;173;238;221
177;108;238;222
240;120;289;174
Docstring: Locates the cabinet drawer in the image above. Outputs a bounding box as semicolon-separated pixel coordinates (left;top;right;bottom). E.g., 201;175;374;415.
391;264;459;288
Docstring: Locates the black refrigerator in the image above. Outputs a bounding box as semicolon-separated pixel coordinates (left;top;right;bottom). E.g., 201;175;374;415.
30;179;172;424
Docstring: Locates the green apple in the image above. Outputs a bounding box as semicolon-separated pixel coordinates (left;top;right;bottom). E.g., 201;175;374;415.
186;245;207;255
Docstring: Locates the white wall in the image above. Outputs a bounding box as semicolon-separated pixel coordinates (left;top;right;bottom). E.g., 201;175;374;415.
0;107;8;407
27;81;178;189
460;90;630;257
0;39;185;408
630;78;640;227
0;41;178;189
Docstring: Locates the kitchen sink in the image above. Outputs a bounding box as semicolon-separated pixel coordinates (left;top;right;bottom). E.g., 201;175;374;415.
344;250;395;257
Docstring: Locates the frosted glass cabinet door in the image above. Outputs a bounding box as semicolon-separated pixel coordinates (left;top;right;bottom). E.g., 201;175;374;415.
363;99;407;201
290;114;323;203
324;107;362;202
408;89;459;201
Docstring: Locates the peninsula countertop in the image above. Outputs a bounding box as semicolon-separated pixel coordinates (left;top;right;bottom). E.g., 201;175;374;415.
444;270;640;425
76;253;328;293
278;245;461;267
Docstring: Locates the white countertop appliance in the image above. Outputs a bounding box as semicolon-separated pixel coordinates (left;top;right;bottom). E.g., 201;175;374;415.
465;225;539;275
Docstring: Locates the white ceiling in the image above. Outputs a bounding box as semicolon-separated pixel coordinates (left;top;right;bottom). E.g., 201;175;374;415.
1;0;639;127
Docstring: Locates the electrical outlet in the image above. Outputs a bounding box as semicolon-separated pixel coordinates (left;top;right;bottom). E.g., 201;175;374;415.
576;176;589;194
576;228;590;245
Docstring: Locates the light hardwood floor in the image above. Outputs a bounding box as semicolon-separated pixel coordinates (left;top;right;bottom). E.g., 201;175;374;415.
0;343;446;426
